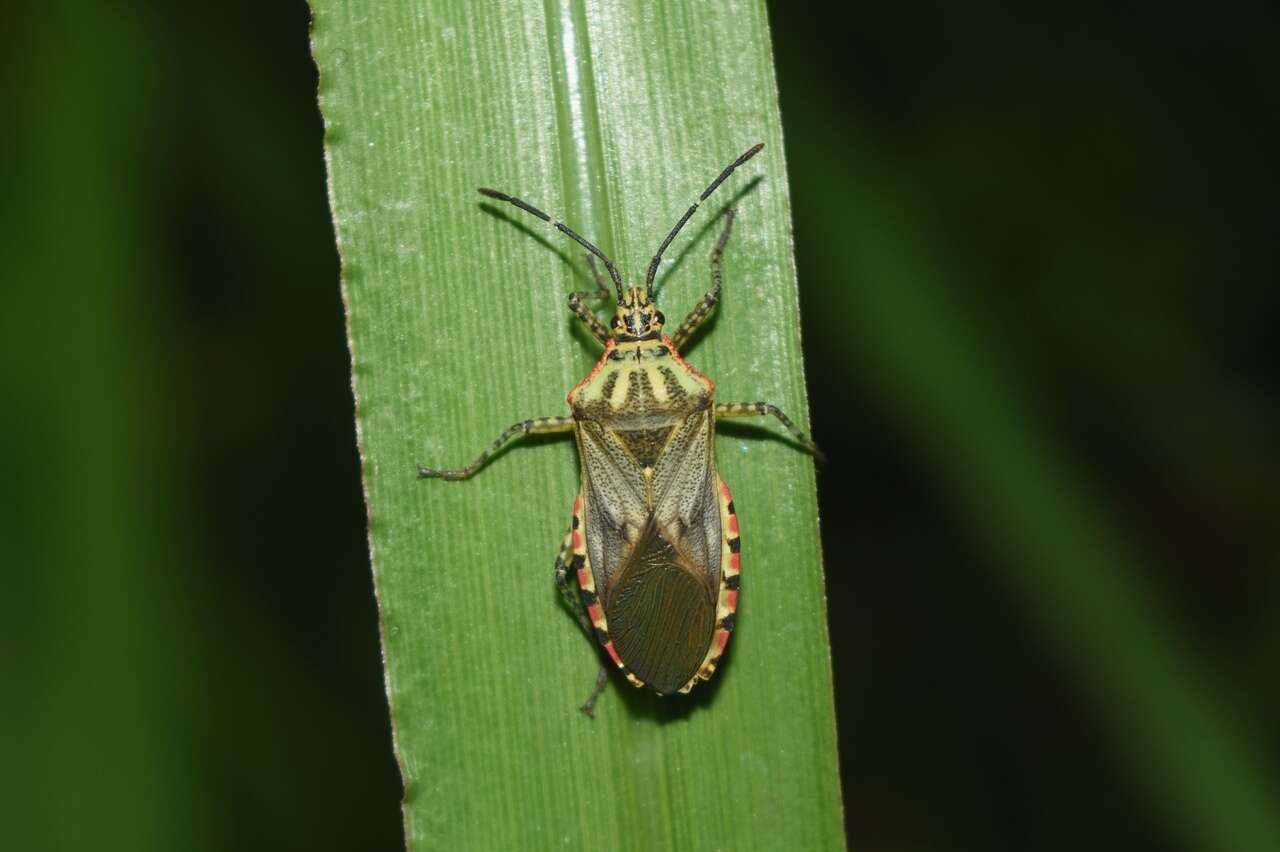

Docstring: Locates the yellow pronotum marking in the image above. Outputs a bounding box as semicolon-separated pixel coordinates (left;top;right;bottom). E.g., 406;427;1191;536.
608;374;629;409
577;353;710;410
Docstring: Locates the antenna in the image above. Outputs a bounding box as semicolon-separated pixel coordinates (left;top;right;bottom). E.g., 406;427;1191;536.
643;143;764;297
478;188;625;303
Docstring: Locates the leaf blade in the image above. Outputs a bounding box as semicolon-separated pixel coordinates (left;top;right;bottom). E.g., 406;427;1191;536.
311;1;844;848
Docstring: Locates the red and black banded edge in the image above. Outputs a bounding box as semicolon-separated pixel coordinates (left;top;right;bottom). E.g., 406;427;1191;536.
571;492;645;689
679;477;741;692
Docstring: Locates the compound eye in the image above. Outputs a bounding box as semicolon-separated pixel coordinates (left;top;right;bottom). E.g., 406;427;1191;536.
655;311;666;325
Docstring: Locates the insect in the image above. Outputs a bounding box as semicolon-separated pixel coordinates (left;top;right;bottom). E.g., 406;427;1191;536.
418;143;819;715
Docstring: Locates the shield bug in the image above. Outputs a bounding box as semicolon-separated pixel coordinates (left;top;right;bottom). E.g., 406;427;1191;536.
418;143;820;715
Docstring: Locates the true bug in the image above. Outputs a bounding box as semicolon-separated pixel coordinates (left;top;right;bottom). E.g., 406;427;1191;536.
418;143;819;715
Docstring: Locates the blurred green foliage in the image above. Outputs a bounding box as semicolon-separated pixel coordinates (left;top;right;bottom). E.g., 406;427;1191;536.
2;3;399;851
3;1;1277;850
774;5;1280;850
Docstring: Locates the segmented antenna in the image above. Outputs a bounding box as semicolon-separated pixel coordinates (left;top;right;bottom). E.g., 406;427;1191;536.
644;143;764;297
478;188;625;303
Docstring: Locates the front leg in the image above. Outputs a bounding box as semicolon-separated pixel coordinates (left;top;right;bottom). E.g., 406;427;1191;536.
671;209;735;351
566;255;614;346
715;401;824;460
417;416;574;480
568;292;610;345
579;254;614;302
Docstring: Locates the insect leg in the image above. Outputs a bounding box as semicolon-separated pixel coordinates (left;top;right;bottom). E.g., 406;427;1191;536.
671;209;735;351
567;292;610;346
578;254;614;302
554;522;611;717
554;526;593;635
416;416;574;480
715;401;824;459
567;255;614;345
580;666;610;719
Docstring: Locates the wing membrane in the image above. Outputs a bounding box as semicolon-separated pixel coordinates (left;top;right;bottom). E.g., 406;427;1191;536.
605;518;715;695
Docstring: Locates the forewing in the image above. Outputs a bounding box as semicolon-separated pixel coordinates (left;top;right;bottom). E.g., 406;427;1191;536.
651;408;721;595
577;419;648;595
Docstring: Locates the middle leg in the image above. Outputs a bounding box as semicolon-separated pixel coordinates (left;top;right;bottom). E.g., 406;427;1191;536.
417;415;574;480
715;400;824;459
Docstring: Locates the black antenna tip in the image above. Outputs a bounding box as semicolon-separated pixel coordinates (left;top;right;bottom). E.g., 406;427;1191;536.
477;187;505;199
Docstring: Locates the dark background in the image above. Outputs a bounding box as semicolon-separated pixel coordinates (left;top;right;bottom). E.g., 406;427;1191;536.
4;2;1278;850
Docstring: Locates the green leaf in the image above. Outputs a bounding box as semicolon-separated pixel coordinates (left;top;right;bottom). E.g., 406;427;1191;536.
310;2;844;848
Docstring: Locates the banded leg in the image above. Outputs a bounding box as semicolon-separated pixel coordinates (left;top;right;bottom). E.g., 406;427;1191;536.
715;401;824;459
553;520;611;717
417;416;574;479
580;667;609;719
578;255;613;302
568;292;610;345
568;255;613;345
671;209;735;351
554;526;592;635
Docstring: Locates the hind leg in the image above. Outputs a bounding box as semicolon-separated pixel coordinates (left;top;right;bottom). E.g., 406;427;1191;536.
553;522;611;717
554;526;592;635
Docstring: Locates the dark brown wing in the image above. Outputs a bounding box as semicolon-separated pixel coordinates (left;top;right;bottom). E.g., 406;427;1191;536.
603;518;716;694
